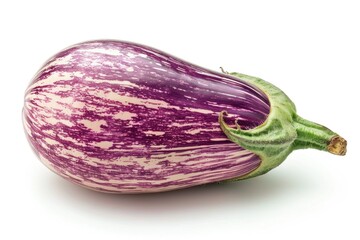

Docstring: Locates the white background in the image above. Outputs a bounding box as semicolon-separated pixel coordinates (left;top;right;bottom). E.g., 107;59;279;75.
1;0;359;239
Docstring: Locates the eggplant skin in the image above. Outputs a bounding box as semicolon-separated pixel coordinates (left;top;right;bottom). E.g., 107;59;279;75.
23;40;270;193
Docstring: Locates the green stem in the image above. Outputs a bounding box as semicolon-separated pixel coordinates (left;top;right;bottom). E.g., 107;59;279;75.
219;71;347;181
293;115;347;155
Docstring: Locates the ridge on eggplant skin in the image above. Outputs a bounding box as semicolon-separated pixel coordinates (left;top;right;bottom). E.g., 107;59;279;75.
23;40;271;193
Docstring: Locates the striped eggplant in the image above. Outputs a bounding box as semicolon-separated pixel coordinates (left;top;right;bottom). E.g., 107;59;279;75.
23;40;347;193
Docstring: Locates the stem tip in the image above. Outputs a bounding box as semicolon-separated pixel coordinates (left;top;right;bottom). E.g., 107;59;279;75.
328;136;347;156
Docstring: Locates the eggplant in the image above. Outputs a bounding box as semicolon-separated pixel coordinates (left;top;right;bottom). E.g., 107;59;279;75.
23;40;347;193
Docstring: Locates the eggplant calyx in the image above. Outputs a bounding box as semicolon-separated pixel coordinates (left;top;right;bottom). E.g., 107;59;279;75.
219;71;347;181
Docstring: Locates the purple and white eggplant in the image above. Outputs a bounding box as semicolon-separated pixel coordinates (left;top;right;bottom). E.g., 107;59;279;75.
23;40;346;193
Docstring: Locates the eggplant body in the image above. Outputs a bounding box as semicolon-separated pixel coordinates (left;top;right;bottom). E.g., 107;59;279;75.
23;40;270;193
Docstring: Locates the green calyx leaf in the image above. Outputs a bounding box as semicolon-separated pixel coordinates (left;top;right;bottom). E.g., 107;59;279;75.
219;72;346;181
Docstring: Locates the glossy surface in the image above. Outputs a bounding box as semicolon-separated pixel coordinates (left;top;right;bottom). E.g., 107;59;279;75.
23;40;270;193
